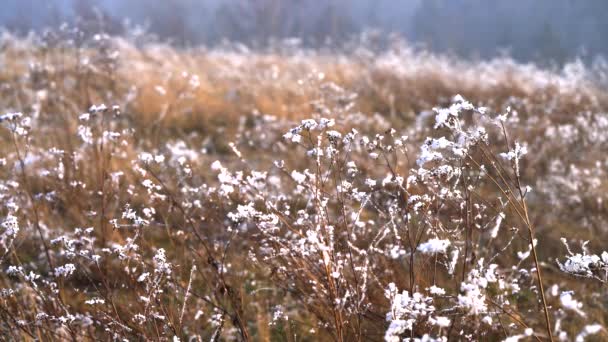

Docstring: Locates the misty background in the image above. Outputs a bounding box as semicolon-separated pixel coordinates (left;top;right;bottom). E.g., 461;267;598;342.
2;0;608;64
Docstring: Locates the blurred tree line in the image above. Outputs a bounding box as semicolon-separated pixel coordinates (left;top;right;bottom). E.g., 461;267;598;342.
2;0;608;63
412;0;608;64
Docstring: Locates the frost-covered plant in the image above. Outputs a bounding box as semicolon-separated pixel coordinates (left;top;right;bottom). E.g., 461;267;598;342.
558;238;608;283
1;28;608;341
213;95;575;341
384;282;448;342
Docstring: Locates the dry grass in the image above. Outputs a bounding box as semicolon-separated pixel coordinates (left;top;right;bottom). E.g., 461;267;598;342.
0;31;607;341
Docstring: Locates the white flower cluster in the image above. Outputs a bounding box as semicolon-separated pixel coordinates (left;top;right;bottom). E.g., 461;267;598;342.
211;160;243;196
0;112;23;122
283;118;335;143
417;238;450;255
54;263;76;278
558;238;608;280
0;112;30;136
433;95;474;129
0;214;19;251
415;95;490;177
458;262;499;316
384;283;449;342
153;248;172;275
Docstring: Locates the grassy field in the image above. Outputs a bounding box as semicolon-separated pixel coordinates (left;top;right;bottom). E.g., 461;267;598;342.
0;31;607;341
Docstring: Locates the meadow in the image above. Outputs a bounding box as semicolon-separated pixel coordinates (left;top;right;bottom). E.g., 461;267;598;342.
0;29;607;341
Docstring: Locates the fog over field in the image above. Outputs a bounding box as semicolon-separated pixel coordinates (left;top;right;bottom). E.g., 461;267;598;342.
2;0;608;63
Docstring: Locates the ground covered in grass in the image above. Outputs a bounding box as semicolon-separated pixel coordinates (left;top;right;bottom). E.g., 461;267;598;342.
0;30;607;341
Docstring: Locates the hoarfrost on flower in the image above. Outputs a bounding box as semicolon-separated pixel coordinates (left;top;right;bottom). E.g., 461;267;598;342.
560;291;586;317
417;239;450;254
153;248;172;275
54;264;76;278
575;324;603;342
